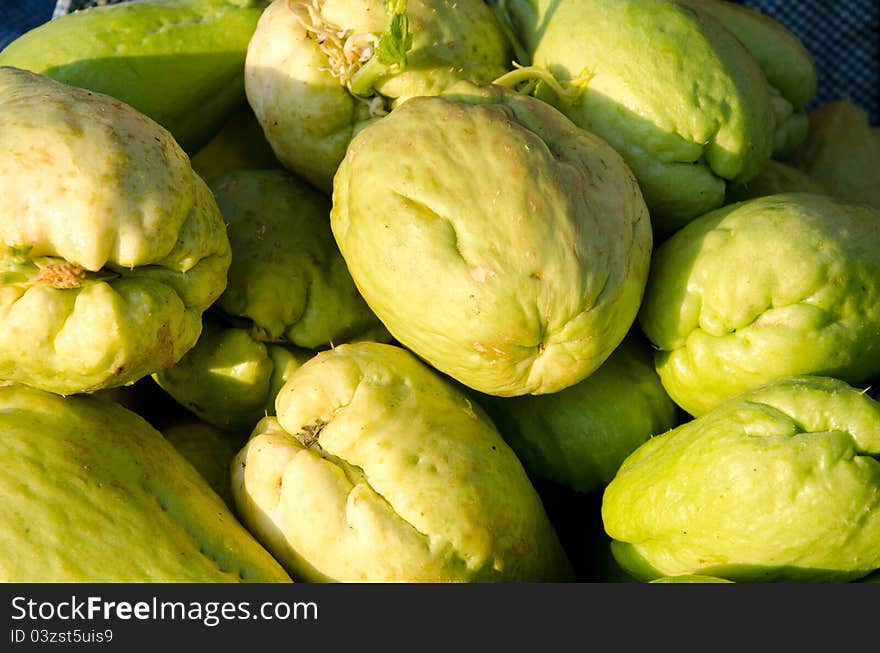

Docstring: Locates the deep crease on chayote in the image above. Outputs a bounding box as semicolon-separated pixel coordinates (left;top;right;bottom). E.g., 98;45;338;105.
331;81;652;396
244;0;514;192
232;341;574;582
0;66;231;395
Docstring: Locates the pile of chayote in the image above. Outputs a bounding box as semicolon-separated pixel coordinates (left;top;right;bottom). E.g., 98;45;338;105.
0;0;878;583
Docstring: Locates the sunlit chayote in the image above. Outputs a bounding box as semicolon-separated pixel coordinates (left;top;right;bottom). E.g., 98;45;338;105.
676;0;816;159
0;384;291;582
331;81;652;396
0;67;231;395
478;332;679;493
244;0;514;192
210;169;388;348
494;0;791;232
154;320;314;432
232;341;574;582
639;192;880;417
602;375;880;582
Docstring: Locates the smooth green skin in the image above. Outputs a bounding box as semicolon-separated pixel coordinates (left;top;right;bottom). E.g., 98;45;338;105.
332;82;652;396
725;159;828;204
676;0;816;159
154;320;313;432
232;342;574;582
602;375;880;582
244;0;513;192
499;0;775;233
190;104;281;183
0;0;269;154
0;384;291;582
0;67;231;395
478;332;679;493
162;415;247;508
211;169;386;348
639;193;880;417
788;101;880;211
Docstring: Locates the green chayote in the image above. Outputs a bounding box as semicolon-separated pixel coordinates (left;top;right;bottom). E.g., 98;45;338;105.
232;341;574;582
0;383;290;582
0;67;231;395
478;332;679;493
602;376;880;582
495;0;790;232
245;0;514;191
331;81;652;396
210;169;388;348
154;320;313;432
639;192;880;417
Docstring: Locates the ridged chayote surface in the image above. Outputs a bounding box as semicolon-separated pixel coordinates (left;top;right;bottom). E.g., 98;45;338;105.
639;192;880;417
602;375;880;582
232;341;574;582
0;67;231;395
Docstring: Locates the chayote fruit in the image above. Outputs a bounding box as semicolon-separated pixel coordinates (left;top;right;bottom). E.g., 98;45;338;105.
639;192;880;417
0;383;291;582
477;331;680;493
244;0;514;192
787;100;880;210
0;0;269;154
331;81;652;396
495;0;777;233
602;375;880;582
676;0;816;159
232;341;574;582
210;169;388;348
154;319;314;432
162;415;248;508
0;67;231;395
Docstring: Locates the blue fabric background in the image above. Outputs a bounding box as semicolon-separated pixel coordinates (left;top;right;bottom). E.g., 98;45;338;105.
1;0;878;123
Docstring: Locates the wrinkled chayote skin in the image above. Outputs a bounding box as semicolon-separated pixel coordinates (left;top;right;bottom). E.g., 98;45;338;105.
0;384;291;582
496;0;776;233
211;169;388;348
788;100;880;210
332;81;652;396
245;0;514;192
602;376;880;582
0;67;231;395
676;0;816;159
162;415;247;508
724;159;827;204
154;319;313;432
232;341;574;582
477;331;679;493
0;0;269;154
639;192;880;417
